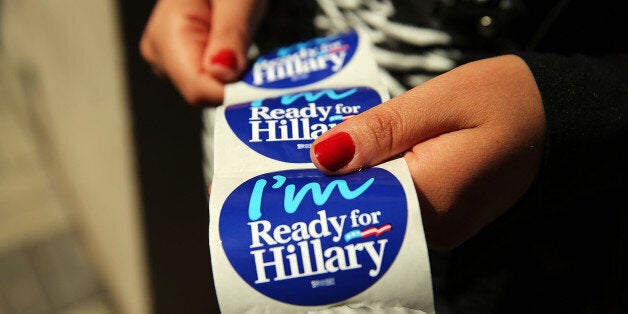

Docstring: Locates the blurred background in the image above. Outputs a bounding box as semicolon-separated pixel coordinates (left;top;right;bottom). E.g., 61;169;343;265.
0;0;219;313
0;0;320;312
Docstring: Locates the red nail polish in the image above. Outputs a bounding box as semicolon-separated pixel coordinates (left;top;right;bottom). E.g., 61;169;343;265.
210;49;238;70
314;132;355;171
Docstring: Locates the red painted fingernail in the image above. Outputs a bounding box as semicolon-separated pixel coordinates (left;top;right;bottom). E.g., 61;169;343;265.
210;49;238;70
314;132;355;171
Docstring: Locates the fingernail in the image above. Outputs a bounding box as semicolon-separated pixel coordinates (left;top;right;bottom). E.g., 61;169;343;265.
314;132;355;171
210;49;238;70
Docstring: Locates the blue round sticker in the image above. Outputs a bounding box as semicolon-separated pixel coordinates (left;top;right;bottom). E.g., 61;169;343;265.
225;87;382;163
243;32;359;89
219;168;408;306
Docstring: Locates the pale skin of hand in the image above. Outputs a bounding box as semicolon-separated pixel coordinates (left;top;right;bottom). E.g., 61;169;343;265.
311;55;546;250
140;0;266;105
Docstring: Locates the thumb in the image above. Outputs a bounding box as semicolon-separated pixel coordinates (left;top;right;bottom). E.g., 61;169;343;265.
202;0;266;82
310;55;546;249
310;67;485;175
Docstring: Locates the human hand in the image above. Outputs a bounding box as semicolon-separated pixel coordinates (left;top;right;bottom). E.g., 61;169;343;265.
140;0;266;105
310;55;546;250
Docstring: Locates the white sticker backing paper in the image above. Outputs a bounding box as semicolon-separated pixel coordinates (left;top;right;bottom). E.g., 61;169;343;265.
208;30;434;314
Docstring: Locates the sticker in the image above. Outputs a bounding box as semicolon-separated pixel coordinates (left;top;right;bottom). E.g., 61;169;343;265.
225;87;382;163
243;32;359;89
219;168;408;306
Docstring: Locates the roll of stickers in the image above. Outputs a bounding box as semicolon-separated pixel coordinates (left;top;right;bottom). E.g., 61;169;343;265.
208;31;434;313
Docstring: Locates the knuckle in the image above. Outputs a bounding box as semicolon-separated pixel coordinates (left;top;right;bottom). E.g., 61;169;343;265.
139;37;153;61
139;38;165;77
182;90;203;105
365;105;403;153
181;87;221;106
220;28;248;43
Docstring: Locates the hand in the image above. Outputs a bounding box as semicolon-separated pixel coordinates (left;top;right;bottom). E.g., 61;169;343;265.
140;0;266;105
310;55;546;250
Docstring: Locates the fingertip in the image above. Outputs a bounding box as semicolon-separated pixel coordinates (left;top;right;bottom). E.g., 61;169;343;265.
311;131;358;175
203;0;261;82
209;49;238;71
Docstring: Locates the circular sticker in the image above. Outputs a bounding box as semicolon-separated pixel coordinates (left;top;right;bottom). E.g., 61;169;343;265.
225;87;382;163
219;168;408;306
243;32;359;89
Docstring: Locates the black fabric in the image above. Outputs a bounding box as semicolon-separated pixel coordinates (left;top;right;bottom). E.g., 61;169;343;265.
520;53;628;214
432;1;628;312
117;1;218;312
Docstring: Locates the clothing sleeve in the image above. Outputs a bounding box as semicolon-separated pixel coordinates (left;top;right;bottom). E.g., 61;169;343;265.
514;52;628;217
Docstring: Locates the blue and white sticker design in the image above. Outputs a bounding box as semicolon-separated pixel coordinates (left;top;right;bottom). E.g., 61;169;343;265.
219;168;408;306
225;87;382;163
243;32;359;89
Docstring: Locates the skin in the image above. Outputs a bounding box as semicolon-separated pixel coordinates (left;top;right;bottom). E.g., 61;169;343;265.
140;0;267;105
310;55;546;250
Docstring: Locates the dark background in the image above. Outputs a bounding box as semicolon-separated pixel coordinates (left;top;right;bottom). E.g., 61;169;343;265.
118;1;216;312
